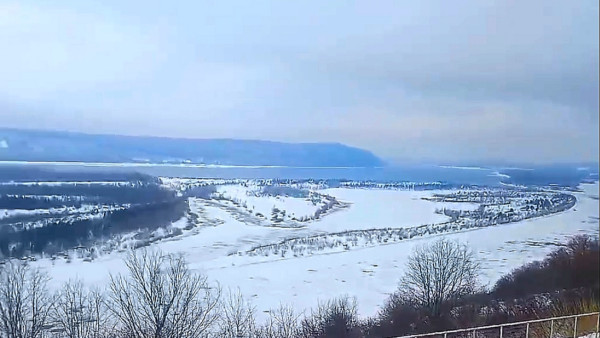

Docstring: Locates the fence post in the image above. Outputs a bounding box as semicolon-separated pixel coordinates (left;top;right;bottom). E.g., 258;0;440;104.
573;315;578;338
550;318;554;338
500;325;503;338
597;312;599;334
526;322;530;338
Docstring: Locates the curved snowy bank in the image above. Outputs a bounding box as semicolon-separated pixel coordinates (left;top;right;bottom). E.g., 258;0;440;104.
238;190;577;261
209;183;598;319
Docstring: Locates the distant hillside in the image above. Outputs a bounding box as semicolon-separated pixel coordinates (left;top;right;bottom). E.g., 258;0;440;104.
0;128;385;167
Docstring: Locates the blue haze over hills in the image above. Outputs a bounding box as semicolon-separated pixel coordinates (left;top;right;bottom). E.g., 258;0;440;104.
0;128;597;187
0;128;384;167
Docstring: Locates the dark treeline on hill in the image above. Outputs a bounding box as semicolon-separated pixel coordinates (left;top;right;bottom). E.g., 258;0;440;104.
0;166;158;183
0;234;597;338
0;183;176;207
499;165;599;187
0;198;188;258
0;128;385;167
0;169;188;259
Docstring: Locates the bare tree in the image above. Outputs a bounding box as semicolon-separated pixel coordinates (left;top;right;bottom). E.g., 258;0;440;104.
257;304;301;338
108;249;221;338
217;288;256;337
400;239;480;317
51;280;113;338
0;262;53;338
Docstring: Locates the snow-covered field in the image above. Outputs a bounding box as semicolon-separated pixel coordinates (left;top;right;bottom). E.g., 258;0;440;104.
31;181;599;319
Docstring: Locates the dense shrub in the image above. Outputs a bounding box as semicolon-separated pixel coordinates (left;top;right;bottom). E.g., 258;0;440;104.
300;296;362;338
493;235;599;298
366;235;599;337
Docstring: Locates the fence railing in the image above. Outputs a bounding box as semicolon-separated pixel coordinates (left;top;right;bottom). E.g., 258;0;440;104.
396;312;600;338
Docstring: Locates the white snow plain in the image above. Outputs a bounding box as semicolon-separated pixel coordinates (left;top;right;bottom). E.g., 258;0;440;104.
32;182;599;320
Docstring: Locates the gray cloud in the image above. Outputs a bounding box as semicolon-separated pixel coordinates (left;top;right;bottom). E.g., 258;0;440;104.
0;0;597;164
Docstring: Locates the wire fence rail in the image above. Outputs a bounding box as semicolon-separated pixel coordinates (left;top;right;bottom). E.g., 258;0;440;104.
396;312;600;338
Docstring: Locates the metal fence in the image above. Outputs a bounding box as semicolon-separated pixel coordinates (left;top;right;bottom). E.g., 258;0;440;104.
396;312;600;338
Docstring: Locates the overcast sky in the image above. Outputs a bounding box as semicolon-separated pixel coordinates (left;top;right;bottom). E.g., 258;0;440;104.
0;0;598;164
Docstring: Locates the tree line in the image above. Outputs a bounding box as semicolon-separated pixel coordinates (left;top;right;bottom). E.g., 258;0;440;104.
0;179;187;259
0;198;188;258
0;234;597;337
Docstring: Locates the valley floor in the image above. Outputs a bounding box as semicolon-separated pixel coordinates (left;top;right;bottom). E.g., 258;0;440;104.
32;182;599;320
